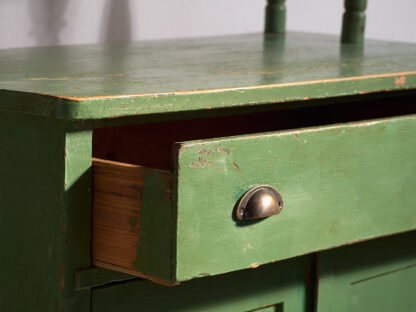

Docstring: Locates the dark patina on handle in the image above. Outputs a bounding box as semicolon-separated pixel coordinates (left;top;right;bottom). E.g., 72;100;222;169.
236;185;283;221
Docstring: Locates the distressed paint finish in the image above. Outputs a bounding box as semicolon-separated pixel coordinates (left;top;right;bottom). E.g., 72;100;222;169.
1;23;416;311
92;257;309;312
0;33;416;119
317;231;416;312
175;115;416;281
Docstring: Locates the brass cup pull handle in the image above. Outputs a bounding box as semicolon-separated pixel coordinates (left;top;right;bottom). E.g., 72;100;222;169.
236;186;283;221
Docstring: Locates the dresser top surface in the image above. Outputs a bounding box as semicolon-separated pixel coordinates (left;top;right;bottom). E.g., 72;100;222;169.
1;32;416;120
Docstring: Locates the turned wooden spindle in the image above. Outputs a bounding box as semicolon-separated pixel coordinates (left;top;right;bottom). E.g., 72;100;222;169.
341;0;368;43
265;0;286;35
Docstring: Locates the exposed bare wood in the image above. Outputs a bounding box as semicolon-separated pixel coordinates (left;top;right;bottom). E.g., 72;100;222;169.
92;158;172;283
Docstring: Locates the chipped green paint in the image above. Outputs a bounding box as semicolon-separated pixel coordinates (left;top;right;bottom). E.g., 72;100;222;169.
2;21;416;311
174;115;416;281
0;33;416;120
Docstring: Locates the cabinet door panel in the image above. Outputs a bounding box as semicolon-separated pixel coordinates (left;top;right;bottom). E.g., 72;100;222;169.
317;231;416;312
92;257;309;312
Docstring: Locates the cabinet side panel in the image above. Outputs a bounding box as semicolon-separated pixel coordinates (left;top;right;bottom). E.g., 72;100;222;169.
0;112;66;311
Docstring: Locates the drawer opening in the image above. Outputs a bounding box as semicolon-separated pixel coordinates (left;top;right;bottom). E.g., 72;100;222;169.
93;93;416;171
91;93;416;285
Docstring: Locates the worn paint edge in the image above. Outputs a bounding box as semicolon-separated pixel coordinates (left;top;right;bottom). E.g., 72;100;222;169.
0;71;416;120
40;70;416;101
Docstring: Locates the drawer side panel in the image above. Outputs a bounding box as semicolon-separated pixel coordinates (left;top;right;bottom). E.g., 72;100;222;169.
92;158;174;284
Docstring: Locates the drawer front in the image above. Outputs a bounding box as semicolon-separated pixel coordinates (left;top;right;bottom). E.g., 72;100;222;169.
93;114;416;284
92;257;309;312
175;115;416;281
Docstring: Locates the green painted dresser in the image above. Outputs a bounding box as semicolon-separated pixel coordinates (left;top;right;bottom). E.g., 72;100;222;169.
1;1;416;311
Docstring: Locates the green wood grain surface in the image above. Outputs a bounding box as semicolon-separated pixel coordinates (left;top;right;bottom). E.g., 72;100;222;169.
92;257;309;312
317;231;416;312
174;114;416;281
1;32;416;119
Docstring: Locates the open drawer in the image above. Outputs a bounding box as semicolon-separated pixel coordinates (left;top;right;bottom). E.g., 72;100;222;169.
92;112;416;285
